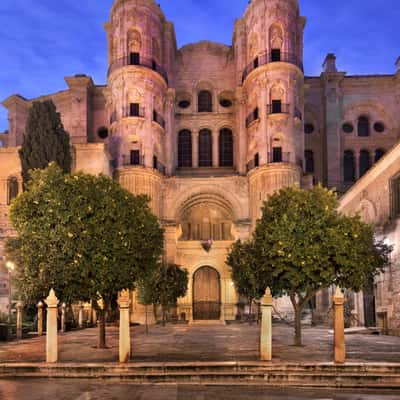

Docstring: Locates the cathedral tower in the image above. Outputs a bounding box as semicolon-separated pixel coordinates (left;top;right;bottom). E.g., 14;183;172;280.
234;0;306;226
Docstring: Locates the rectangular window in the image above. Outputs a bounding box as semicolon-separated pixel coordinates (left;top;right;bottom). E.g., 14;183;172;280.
272;100;282;114
130;103;140;117
153;155;158;170
130;52;140;65
253;57;259;69
254;153;259;167
130;150;140;166
272;147;282;163
271;49;281;62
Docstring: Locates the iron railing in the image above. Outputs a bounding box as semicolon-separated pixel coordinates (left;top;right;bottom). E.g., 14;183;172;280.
122;106;146;119
108;56;168;83
121;155;145;167
267;103;290;115
242;51;303;82
245;108;260;128
268;152;291;164
153;110;166;129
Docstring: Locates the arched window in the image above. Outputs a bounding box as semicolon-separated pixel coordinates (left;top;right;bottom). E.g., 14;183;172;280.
391;174;400;218
198;91;212;113
343;150;355;182
359;150;371;177
7;177;19;205
358;116;370;137
219;129;233;167
198;129;212;167
304;150;314;173
178;130;192;168
375;149;385;163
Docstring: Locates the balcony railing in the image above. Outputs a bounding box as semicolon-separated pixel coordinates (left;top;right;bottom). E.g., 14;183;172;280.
267;103;290;115
268;152;291;164
121;155;145;167
242;51;304;82
153;110;166;129
245;109;259;128
108;56;168;84
122;106;145;119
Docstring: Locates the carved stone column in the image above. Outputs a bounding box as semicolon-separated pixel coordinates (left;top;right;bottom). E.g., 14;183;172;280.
333;287;345;364
118;290;131;363
260;288;273;361
45;289;59;363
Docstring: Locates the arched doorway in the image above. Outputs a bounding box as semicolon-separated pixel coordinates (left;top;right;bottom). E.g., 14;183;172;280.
193;266;221;320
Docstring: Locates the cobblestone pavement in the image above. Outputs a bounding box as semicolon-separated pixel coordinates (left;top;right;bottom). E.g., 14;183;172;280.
0;380;400;400
1;323;400;363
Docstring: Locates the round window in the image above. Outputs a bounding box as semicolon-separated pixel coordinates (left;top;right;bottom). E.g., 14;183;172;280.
220;99;233;108
304;123;314;134
98;127;109;139
342;123;354;134
374;122;385;133
178;100;191;109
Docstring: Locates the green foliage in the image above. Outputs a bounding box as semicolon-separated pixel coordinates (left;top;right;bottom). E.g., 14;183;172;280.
19;100;72;188
5;163;164;307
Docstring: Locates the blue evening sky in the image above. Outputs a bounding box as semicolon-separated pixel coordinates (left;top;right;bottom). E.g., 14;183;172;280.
0;0;399;132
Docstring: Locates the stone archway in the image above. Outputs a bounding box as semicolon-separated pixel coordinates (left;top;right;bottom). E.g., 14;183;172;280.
192;266;221;320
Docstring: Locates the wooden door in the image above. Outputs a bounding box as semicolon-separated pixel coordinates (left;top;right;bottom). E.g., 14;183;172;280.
193;266;221;320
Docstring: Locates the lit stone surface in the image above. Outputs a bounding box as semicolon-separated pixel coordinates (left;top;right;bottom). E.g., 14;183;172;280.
44;289;59;363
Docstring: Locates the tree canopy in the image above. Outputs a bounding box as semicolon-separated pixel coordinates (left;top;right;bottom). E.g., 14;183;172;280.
6;163;164;346
227;185;392;345
19;100;72;188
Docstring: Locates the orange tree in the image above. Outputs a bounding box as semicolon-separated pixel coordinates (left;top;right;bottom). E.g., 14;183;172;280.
227;185;391;346
6;163;163;348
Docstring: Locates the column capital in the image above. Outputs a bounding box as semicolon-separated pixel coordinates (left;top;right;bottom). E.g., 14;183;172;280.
118;289;131;309
45;289;60;308
262;287;273;306
333;287;344;304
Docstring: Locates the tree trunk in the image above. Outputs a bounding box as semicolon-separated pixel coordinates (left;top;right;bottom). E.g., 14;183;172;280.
145;304;149;335
248;297;253;324
93;300;107;349
290;294;303;346
162;305;166;327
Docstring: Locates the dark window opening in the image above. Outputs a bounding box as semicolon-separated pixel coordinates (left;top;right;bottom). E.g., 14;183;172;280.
178;130;192;168
198;91;213;112
359;150;371;177
304;123;314;134
272;147;282;163
375;149;385;163
97;127;109;140
253;57;259;69
178;100;190;109
219;129;233;167
272;100;282;114
198;129;212;167
254;107;259;120
7;177;18;205
130;103;140;117
358;116;370;137
254;153;259;167
151;59;157;70
305;150;314;173
130;52;140;65
130;150;140;166
153;155;158;170
271;49;281;62
342;123;354;134
343;150;355;182
220;99;233;108
374;122;385;133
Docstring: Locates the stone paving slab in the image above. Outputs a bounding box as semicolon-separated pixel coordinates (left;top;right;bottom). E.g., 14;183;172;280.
0;323;400;364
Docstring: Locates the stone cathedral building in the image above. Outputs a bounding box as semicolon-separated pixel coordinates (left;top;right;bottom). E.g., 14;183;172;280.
0;0;400;330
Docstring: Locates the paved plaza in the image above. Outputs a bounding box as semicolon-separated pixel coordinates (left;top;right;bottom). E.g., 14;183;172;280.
0;380;400;400
1;322;400;364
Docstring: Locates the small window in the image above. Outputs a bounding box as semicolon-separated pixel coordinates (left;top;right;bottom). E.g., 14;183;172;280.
392;174;400;218
97;127;109;140
7;177;19;205
272;147;282;163
304;123;314;134
342;123;354;134
220;99;233;108
271;100;282;114
219;129;233;167
253;107;259;120
305;150;314;173
374;122;385;133
130;150;140;165
343;150;355;182
198;129;212;167
253;57;259;69
178;100;191;109
151;59;157;70
130;103;140;117
254;153;259;167
198;91;213;113
271;49;281;62
375;149;385;163
359;150;371;177
358;116;370;137
130;52;140;65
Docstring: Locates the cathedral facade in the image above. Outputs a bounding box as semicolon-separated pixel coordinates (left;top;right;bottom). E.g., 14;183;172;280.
0;0;400;328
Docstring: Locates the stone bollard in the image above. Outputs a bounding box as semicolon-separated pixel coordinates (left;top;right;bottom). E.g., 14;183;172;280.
118;290;131;363
260;287;273;361
333;287;346;364
61;303;66;333
78;302;84;328
16;301;23;339
37;301;44;337
45;289;59;363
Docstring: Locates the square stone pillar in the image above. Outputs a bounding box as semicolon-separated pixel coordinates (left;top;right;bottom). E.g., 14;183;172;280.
45;289;59;363
118;290;131;363
260;287;273;361
333;287;345;364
